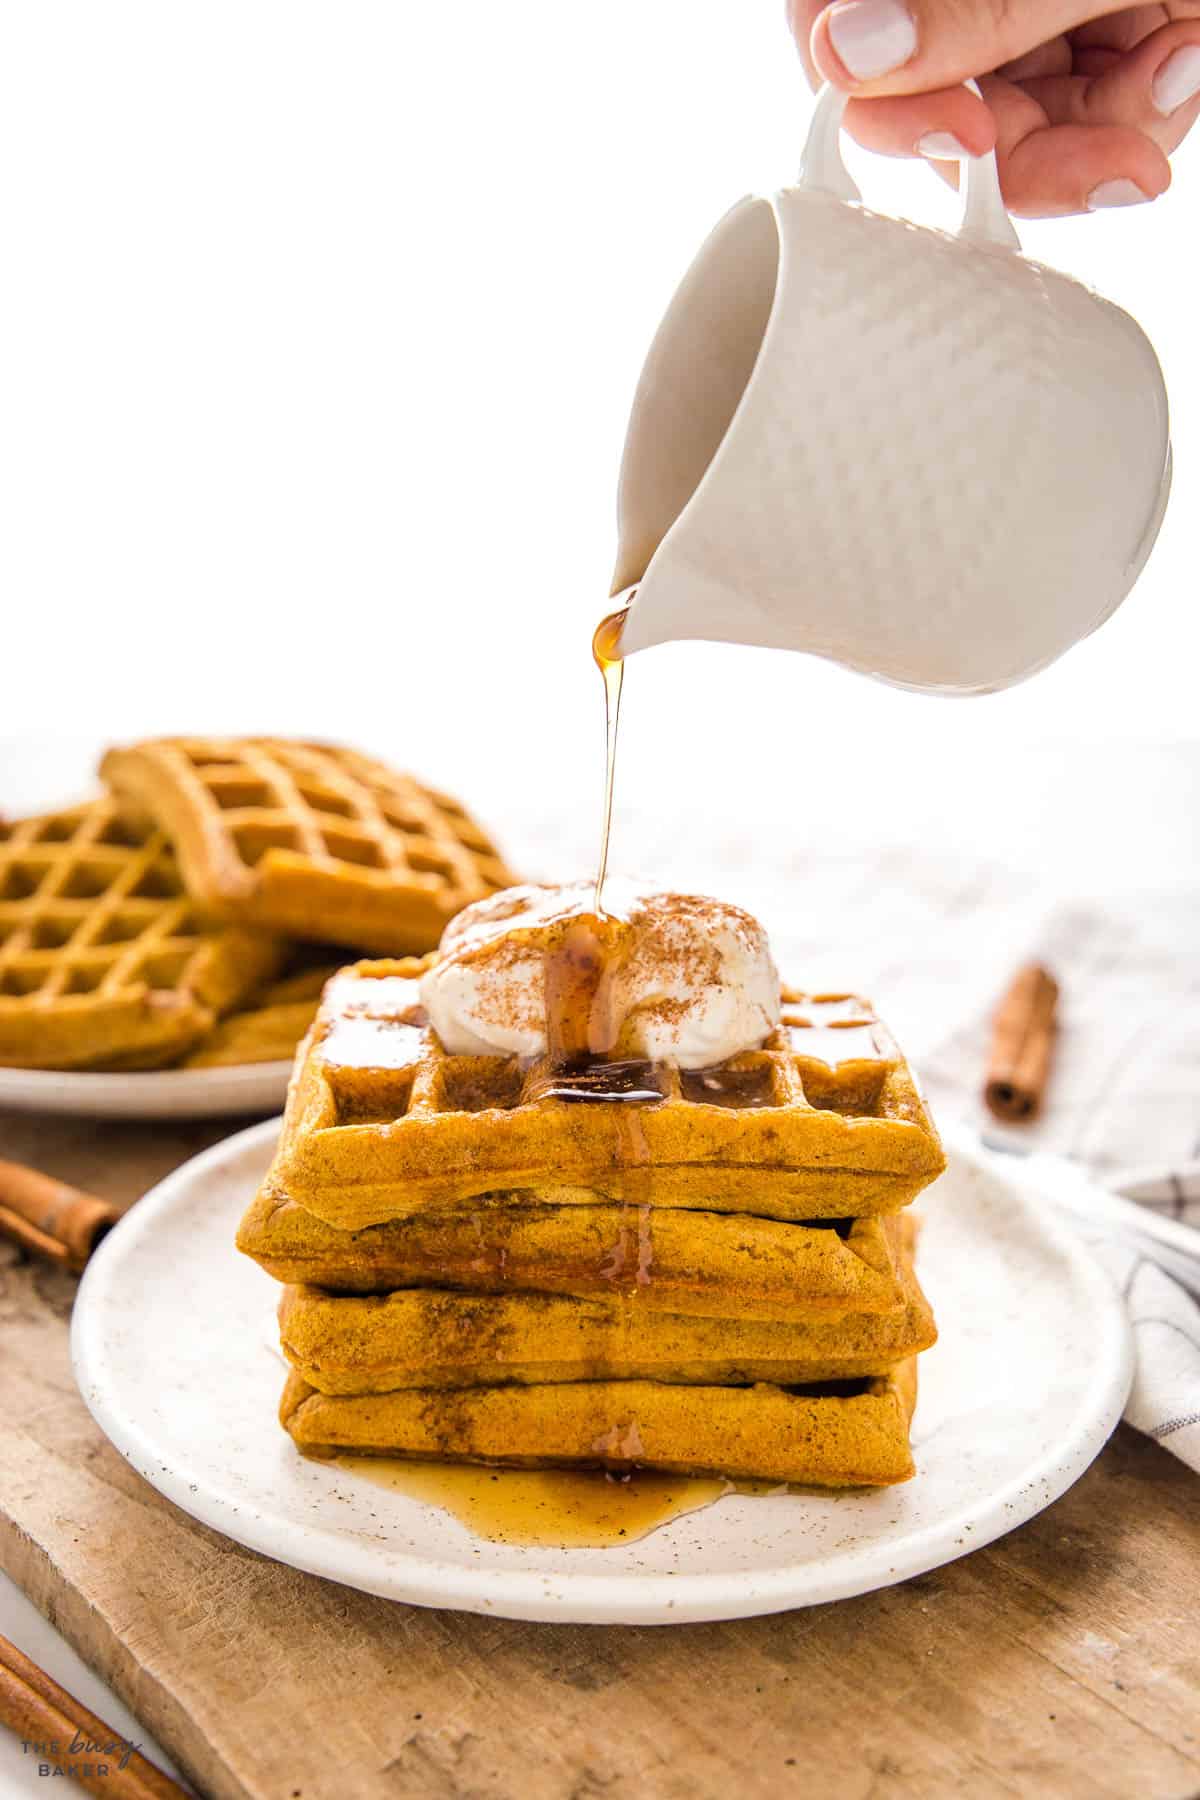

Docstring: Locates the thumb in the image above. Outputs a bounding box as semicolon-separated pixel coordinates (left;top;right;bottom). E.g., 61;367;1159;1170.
807;0;1117;94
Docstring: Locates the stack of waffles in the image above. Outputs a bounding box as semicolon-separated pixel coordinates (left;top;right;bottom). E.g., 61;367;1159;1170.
240;961;946;1487
0;738;512;1071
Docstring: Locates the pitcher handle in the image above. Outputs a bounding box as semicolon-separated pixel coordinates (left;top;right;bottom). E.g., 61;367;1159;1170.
799;81;1020;253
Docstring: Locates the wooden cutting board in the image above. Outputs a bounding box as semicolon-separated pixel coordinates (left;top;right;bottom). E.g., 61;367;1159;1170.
2;1106;1199;1800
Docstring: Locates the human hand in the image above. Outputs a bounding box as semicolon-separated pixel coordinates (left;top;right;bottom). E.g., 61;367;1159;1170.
787;0;1200;214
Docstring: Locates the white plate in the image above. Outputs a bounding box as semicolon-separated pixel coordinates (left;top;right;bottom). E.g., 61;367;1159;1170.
71;1119;1131;1625
0;1062;292;1120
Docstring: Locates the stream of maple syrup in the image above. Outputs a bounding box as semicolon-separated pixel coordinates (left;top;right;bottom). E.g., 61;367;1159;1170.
592;603;629;917
521;604;647;1112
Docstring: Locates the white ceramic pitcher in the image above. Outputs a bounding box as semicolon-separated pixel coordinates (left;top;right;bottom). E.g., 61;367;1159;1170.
613;85;1172;695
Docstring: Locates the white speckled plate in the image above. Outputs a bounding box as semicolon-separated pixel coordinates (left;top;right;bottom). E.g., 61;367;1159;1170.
71;1119;1131;1625
0;1062;292;1120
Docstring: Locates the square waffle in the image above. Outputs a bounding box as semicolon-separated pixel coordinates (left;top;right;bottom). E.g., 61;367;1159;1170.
100;737;515;954
280;1359;918;1486
270;962;946;1228
0;798;282;1069
238;1182;907;1319
276;1216;933;1393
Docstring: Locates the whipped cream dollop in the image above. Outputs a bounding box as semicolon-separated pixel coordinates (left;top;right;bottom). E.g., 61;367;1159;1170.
420;880;781;1069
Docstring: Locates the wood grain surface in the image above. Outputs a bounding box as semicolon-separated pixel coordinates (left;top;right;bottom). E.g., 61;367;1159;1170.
1;1108;1198;1800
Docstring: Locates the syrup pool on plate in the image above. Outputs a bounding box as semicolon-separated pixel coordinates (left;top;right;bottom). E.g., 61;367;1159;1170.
335;1458;729;1547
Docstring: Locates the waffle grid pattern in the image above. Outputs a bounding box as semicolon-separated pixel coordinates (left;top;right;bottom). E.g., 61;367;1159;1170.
322;986;900;1129
3;802;213;1001
101;738;514;951
0;798;277;1066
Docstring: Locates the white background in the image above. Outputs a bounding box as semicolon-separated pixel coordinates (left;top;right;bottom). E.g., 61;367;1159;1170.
1;0;1198;831
1;6;1198;1794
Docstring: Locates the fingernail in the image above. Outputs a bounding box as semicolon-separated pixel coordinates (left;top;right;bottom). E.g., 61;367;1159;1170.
1152;44;1200;115
826;0;917;82
1086;179;1150;210
918;132;969;160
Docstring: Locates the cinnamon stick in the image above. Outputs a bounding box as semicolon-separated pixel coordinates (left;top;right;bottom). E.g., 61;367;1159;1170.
0;1159;121;1272
984;963;1059;1123
0;1632;190;1799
